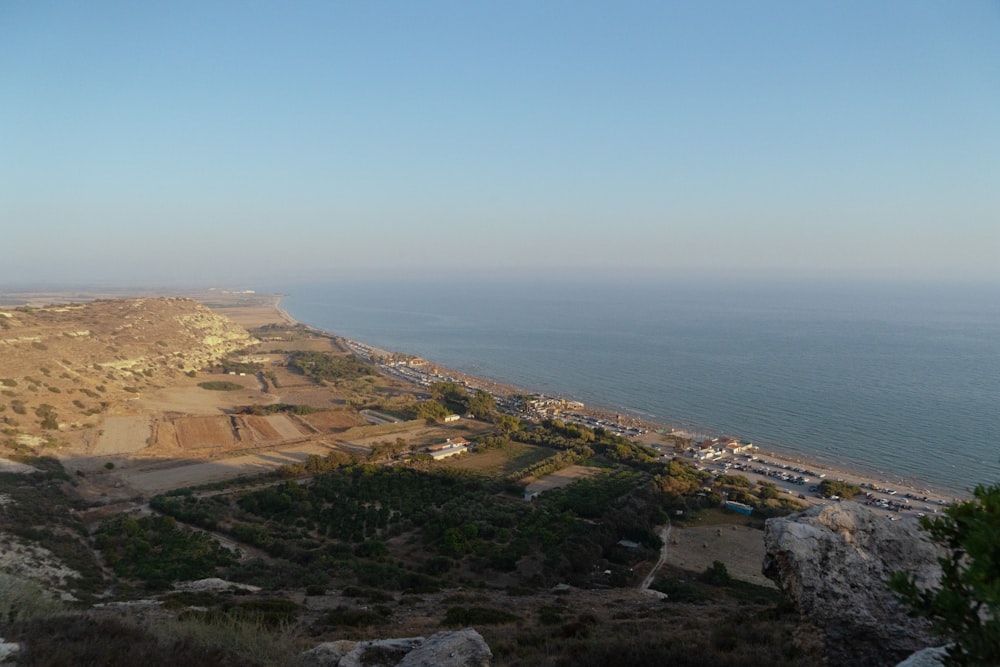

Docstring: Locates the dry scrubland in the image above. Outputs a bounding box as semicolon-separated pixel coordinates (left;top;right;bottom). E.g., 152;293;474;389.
0;292;819;666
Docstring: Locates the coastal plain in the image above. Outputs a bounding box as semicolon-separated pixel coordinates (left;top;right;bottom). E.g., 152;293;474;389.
0;289;962;665
0;290;959;546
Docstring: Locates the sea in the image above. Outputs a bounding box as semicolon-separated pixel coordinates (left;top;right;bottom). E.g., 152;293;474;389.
276;278;1000;496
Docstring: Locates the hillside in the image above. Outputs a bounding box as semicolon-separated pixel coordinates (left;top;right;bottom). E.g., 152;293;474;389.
0;295;827;666
0;297;255;455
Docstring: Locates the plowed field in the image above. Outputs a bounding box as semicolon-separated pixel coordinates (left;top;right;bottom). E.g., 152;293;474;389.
300;410;363;432
173;415;238;450
240;414;305;441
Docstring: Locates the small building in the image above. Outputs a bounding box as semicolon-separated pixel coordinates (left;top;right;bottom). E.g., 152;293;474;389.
722;438;752;455
425;437;470;460
443;414;460;423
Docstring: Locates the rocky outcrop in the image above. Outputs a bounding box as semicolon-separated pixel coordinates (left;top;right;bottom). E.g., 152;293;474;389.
895;646;949;667
0;638;20;665
763;502;945;667
297;629;491;667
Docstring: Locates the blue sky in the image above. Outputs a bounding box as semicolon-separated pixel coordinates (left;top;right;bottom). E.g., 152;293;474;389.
2;1;998;287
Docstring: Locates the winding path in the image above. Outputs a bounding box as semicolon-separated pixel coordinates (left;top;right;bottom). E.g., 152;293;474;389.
640;521;672;595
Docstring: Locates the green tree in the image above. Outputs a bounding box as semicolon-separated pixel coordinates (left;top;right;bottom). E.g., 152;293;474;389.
415;400;450;421
889;482;1000;666
700;560;733;587
495;413;521;436
431;381;465;404
467;390;495;419
818;479;861;499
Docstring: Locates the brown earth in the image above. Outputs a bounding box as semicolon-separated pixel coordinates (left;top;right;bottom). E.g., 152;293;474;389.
524;464;601;494
0;290;909;591
298;410;365;432
0;291;516;505
665;523;775;588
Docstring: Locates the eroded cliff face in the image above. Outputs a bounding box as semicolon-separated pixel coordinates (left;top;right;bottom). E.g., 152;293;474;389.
0;297;255;442
763;502;944;667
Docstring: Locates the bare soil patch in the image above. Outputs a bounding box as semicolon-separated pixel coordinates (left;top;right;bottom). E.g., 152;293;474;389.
259;414;306;440
299;410;364;432
239;415;283;441
524;464;601;494
135;380;272;415
666;523;775;588
267;366;312;388
120;442;336;494
194;293;293;329
340;422;490;449
93;416;151;455
273;387;345;409
173;416;238;451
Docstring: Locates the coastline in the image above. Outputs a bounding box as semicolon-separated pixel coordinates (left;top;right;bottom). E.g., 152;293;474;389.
258;295;969;507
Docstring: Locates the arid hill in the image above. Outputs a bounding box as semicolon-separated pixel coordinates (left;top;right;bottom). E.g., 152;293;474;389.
0;298;255;453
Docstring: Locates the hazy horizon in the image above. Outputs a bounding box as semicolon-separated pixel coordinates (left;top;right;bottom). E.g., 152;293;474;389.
3;2;998;287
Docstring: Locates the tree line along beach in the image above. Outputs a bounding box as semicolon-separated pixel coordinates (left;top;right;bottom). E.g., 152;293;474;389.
259;293;969;515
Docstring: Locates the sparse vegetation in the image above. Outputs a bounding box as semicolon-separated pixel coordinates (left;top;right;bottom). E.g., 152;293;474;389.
0;297;820;666
441;606;520;626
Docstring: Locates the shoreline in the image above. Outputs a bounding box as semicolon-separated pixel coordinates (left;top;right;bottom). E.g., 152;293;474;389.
265;295;969;506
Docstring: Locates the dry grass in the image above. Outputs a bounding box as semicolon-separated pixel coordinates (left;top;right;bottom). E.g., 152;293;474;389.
440;442;556;476
0;573;63;623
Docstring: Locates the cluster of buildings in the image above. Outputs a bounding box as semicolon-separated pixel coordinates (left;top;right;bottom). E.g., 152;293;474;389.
343;336;650;441
690;437;754;461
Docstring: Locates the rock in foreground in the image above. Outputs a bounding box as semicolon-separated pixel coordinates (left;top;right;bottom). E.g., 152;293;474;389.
763;502;944;667
297;629;491;667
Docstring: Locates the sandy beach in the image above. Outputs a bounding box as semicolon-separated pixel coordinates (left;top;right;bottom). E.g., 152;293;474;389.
224;294;968;515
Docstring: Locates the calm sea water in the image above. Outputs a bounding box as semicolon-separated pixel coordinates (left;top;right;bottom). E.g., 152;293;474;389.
277;279;1000;495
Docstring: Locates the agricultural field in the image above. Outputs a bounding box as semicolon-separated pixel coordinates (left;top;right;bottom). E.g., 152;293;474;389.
523;463;601;494
298;409;365;433
439;441;556;476
172;416;239;451
92;416;151;456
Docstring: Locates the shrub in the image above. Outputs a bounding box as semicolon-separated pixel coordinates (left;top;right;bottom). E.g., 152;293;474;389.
198;381;244;391
649;576;708;603
0;572;63;623
325;605;391;628
890;482;1000;666
441;606;520;626
699;560;733;587
818;479;861;499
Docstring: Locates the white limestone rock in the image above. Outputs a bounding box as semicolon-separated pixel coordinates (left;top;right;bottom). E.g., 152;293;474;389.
763;502;946;667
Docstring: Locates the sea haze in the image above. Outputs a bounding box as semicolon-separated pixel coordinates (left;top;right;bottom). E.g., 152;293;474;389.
278;279;1000;495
